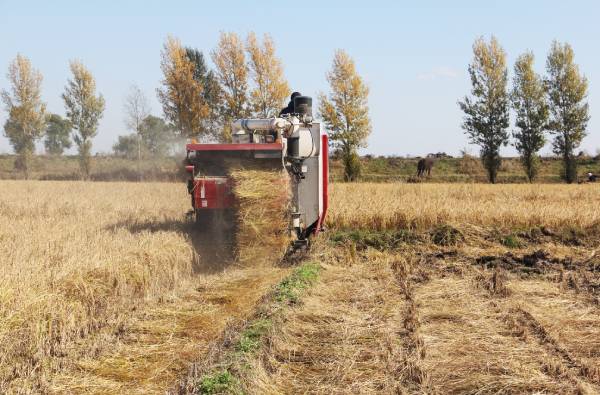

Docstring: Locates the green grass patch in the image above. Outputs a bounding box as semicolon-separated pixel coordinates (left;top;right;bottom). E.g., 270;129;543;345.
236;318;272;353
197;370;241;394
274;261;320;303
194;262;321;394
500;233;523;248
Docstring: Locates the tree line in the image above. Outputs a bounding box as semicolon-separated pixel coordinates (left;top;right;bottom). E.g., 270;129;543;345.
1;58;104;179
1;32;371;180
460;37;590;184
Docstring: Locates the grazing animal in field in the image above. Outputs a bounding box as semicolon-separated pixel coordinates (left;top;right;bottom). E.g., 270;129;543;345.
417;157;435;177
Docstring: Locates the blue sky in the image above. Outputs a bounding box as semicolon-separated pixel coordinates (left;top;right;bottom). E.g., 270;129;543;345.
0;0;598;157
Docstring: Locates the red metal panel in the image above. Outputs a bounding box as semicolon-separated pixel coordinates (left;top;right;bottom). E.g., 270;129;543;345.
193;177;234;210
186;143;283;152
316;134;329;234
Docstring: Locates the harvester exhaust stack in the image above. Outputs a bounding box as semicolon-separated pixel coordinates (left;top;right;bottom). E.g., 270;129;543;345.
185;95;328;246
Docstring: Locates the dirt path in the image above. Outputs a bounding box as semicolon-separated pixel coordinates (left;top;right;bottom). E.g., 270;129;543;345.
50;266;289;394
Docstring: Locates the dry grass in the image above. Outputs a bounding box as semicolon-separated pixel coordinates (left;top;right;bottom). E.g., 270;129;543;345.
244;251;406;394
3;180;600;393
0;181;197;392
328;183;600;231
229;182;600;394
230;168;292;266
0;179;290;393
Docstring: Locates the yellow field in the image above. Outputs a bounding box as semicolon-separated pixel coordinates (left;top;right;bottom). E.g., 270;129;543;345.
0;180;288;393
329;182;600;231
1;180;599;393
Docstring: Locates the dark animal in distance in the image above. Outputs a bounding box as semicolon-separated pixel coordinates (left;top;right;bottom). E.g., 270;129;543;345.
417;157;435;177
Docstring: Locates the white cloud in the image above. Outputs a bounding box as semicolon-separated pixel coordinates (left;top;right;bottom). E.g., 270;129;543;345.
417;66;459;81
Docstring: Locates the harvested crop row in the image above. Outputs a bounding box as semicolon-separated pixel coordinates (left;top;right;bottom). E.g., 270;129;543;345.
415;273;574;393
508;280;600;387
50;266;289;394
391;255;430;392
241;251;406;394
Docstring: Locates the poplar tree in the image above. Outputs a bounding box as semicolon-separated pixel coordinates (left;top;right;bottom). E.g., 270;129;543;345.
319;50;371;182
157;36;209;138
1;54;47;178
211;32;248;141
545;41;590;183
511;52;548;182
459;36;509;184
246;32;290;118
62;60;105;179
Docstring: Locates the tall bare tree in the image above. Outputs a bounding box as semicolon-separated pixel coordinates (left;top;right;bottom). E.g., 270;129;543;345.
511;52;549;182
319;50;371;181
211;32;248;141
157;36;209;138
1;54;47;178
545;41;590;183
246;32;290;118
123;84;150;180
62;60;105;179
458;36;509;184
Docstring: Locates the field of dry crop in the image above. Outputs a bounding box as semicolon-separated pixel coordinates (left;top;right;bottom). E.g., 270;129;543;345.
0;180;290;394
233;182;600;394
1;180;600;394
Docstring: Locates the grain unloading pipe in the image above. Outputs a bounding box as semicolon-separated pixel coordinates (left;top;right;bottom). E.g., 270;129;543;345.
231;117;298;137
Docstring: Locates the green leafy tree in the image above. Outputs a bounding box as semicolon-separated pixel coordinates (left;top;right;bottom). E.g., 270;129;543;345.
113;116;174;159
62;60;105;179
112;134;139;159
139;115;175;156
511;52;549;182
319;50;371;182
458;36;509;184
1;54;47;178
185;47;223;140
545;41;590;183
44;114;72;155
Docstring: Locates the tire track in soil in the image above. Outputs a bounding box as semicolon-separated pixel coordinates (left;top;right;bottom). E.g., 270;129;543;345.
413;254;575;394
471;267;590;392
506;279;600;392
390;257;431;393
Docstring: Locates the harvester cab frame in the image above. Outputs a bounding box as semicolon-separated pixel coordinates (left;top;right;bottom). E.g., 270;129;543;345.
185;95;328;247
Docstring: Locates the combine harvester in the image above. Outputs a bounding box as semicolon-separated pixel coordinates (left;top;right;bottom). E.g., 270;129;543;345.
185;95;328;248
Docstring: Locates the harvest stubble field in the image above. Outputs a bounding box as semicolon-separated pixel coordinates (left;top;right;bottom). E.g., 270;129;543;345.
1;181;599;393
